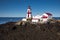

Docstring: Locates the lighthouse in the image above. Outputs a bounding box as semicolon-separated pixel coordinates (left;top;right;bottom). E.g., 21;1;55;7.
26;6;32;21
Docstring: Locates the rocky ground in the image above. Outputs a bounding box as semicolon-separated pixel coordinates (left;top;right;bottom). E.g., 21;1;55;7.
0;20;60;40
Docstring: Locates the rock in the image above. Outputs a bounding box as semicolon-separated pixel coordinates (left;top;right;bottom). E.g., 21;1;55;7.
0;20;60;40
15;21;26;26
15;21;22;25
57;32;60;35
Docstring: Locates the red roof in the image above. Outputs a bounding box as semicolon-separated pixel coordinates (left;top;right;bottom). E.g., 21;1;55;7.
46;13;52;16
42;16;48;18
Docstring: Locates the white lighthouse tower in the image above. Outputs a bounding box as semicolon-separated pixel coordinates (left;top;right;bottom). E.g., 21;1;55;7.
26;6;32;20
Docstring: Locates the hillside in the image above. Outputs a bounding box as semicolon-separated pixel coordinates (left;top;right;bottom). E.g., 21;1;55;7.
0;20;60;40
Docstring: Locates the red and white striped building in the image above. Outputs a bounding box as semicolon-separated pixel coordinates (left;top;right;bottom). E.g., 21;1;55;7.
26;6;32;19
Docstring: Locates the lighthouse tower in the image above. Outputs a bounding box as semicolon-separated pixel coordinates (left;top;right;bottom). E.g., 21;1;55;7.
26;6;32;21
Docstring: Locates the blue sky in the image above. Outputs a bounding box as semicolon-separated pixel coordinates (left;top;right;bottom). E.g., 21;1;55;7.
0;0;60;17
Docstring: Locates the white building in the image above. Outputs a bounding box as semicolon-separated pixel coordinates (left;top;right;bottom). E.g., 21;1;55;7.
31;13;52;23
32;15;41;22
22;6;52;23
41;13;52;23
